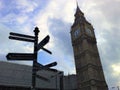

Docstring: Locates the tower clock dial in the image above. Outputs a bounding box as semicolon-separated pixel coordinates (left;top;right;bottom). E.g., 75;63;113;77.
74;29;80;38
86;28;93;36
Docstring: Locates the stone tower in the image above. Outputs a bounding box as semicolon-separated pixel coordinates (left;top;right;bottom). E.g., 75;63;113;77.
70;4;108;90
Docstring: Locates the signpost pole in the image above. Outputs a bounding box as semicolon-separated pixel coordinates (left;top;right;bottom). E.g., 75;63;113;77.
32;27;39;90
6;27;57;90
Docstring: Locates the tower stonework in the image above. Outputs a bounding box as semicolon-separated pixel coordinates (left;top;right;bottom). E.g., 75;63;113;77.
70;5;108;90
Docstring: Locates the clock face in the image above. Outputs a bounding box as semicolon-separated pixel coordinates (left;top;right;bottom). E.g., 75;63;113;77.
86;28;93;36
74;29;80;38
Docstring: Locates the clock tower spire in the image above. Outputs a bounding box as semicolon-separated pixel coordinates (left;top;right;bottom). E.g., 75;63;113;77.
70;4;108;90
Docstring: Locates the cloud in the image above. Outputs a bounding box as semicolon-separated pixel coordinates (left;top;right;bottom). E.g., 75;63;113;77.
15;0;38;13
0;54;6;61
111;63;120;76
0;1;4;10
33;0;76;50
82;0;120;87
48;18;72;55
0;23;34;62
48;18;75;74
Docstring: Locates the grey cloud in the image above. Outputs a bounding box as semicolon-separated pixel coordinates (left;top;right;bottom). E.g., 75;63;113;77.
97;28;120;87
47;18;76;74
99;29;120;63
48;18;73;57
98;1;120;25
78;0;120;87
0;54;6;61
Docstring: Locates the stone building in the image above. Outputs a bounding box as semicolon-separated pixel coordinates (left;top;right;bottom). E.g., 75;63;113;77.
63;75;77;90
0;61;77;90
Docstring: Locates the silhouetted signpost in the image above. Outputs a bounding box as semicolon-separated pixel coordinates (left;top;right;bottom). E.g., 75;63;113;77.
6;27;57;90
34;62;57;71
9;32;35;42
6;53;35;60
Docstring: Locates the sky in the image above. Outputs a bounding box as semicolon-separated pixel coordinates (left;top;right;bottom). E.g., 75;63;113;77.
0;0;120;89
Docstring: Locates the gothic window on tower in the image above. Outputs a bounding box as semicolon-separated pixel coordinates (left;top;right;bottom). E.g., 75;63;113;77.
74;29;80;38
80;72;84;81
88;42;96;52
93;69;98;79
85;27;94;37
100;71;105;80
74;47;77;55
81;56;86;67
76;59;81;69
91;57;96;65
79;44;82;53
74;46;80;55
93;44;98;52
83;71;88;81
96;57;101;66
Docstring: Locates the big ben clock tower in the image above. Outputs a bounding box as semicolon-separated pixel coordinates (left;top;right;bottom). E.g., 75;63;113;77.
70;4;108;90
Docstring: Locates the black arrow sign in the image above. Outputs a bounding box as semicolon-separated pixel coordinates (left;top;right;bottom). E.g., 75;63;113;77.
34;62;57;71
6;53;35;60
42;47;52;54
45;62;57;67
37;35;50;51
9;36;35;42
10;32;35;39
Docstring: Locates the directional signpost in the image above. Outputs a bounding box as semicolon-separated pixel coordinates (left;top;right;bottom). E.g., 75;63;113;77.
6;53;34;60
9;32;35;42
34;62;57;71
6;27;57;90
37;35;50;50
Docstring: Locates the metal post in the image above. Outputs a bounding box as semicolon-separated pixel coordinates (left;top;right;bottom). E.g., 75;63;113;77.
32;27;39;90
117;86;120;90
51;71;63;90
56;75;57;90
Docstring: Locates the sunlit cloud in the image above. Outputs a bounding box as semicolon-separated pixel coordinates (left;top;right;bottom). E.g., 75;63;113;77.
111;63;120;76
16;15;28;24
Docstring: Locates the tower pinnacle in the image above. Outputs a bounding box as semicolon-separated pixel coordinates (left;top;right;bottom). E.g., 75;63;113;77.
74;1;84;17
76;0;79;7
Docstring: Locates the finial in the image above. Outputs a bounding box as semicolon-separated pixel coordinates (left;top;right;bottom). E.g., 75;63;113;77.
34;27;39;36
76;0;80;10
75;0;83;14
76;0;79;8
